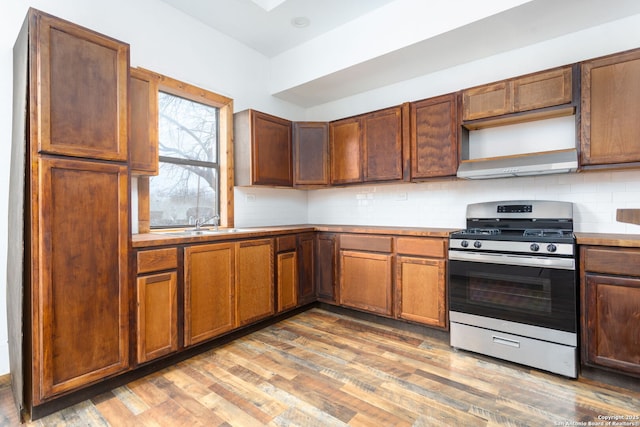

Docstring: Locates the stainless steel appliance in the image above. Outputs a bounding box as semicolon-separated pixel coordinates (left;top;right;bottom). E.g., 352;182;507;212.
448;200;578;378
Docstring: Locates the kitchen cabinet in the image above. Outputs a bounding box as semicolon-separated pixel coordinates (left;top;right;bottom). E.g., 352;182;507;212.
236;239;275;326
316;233;338;303
462;65;574;125
293;122;330;187
136;248;178;363
580;48;640;168
129;68;159;175
276;236;298;313
410;94;459;179
297;233;316;305
330;107;404;185
581;246;640;377
8;9;131;416
339;235;394;316
184;243;235;346
395;237;447;328
330;116;363;184
235;109;293;186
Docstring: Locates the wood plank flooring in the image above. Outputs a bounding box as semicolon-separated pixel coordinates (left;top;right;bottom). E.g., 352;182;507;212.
1;308;639;426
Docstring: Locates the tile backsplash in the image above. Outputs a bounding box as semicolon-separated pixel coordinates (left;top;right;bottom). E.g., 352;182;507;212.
235;169;640;234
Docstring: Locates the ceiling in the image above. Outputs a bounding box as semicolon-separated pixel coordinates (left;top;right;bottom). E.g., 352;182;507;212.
159;0;640;107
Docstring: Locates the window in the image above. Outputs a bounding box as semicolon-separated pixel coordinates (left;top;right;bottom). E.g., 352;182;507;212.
145;73;233;229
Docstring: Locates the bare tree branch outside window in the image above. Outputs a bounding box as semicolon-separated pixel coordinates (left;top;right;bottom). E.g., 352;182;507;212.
149;92;219;227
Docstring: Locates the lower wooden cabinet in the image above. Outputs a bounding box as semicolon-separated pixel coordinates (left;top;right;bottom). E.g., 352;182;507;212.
581;246;640;377
395;237;447;329
297;233;315;305
236;239;275;326
136;272;178;363
316;233;338;303
277;251;298;312
184;243;236;346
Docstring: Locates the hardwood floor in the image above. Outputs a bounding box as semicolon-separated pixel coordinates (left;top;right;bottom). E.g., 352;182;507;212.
2;308;639;426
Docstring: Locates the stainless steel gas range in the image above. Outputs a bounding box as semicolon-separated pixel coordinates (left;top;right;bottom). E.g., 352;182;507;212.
448;200;578;378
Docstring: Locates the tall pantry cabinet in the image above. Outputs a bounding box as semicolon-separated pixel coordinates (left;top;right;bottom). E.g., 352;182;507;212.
8;9;130;419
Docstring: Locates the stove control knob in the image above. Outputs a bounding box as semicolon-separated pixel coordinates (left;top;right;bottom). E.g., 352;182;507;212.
461;240;469;248
530;243;540;252
473;241;482;249
547;244;557;253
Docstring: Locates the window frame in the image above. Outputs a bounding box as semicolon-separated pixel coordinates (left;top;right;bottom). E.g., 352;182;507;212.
137;71;234;231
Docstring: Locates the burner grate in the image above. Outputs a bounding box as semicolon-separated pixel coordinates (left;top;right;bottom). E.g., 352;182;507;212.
523;229;567;238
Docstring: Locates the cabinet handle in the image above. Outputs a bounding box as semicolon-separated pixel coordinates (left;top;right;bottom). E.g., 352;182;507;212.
492;335;520;348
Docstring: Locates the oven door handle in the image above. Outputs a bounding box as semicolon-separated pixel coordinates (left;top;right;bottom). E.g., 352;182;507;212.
448;250;575;270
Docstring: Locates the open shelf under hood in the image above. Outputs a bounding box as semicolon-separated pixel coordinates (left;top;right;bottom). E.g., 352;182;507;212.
457;148;578;179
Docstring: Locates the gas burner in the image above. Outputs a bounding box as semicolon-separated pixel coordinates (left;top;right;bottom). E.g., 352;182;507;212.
464;228;501;235
523;229;566;238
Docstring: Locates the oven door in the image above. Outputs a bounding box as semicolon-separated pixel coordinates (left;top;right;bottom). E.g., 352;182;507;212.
448;251;577;333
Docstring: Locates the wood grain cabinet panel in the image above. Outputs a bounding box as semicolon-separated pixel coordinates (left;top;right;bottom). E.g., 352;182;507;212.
513;66;572;112
129;68;159;175
582;274;640;376
462;81;512;121
277;252;298;313
581;48;640;166
362;106;403;182
37;157;129;400
34;12;129;161
184;243;235;346
340;250;393;316
396;256;446;328
136;272;178;363
297;233;315;305
235;110;292;186
316;233;338;303
293;122;329;187
330;117;363;184
236;239;274;326
410;94;459;179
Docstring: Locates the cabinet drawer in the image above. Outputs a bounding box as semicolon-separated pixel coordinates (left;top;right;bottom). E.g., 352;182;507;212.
277;235;297;252
582;246;640;276
396;237;446;258
340;234;392;253
137;248;178;274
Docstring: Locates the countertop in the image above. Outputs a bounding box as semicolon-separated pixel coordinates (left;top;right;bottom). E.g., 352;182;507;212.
575;232;640;248
132;224;458;248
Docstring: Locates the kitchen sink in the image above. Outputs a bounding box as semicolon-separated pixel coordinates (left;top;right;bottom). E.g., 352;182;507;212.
158;228;254;236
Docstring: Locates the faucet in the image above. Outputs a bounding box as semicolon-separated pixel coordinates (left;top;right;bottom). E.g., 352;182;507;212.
194;214;220;231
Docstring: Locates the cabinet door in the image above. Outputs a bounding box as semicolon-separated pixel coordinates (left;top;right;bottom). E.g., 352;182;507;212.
362;107;403;182
340;250;393;316
36;157;129;402
297;233;315;305
581;49;640;166
236;239;274;326
130;68;159;175
277;252;298;312
316;233;338;303
396;256;446;328
136;272;178;363
184;243;235;346
582;274;640;375
513;66;572;112
33;11;129;161
330;117;362;184
293;122;329;186
462;81;512;121
252;111;292;186
410;94;458;179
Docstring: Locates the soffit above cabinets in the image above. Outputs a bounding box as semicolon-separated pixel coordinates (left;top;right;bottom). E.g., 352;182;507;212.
158;0;640;107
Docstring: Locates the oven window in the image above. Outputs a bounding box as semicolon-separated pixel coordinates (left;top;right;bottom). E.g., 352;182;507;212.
468;272;551;315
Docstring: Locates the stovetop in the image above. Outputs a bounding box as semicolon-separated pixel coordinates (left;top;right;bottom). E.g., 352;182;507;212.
451;228;575;244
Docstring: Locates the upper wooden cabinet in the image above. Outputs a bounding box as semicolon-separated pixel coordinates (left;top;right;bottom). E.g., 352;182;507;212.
410;94;459;179
235;110;293;186
129;68;159;175
31;10;129;161
330;106;404;185
580;48;640;167
462;65;574;125
330;116;363;185
293;122;330;187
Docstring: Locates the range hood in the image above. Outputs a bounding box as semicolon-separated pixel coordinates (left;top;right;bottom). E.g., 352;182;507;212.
457;148;578;180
